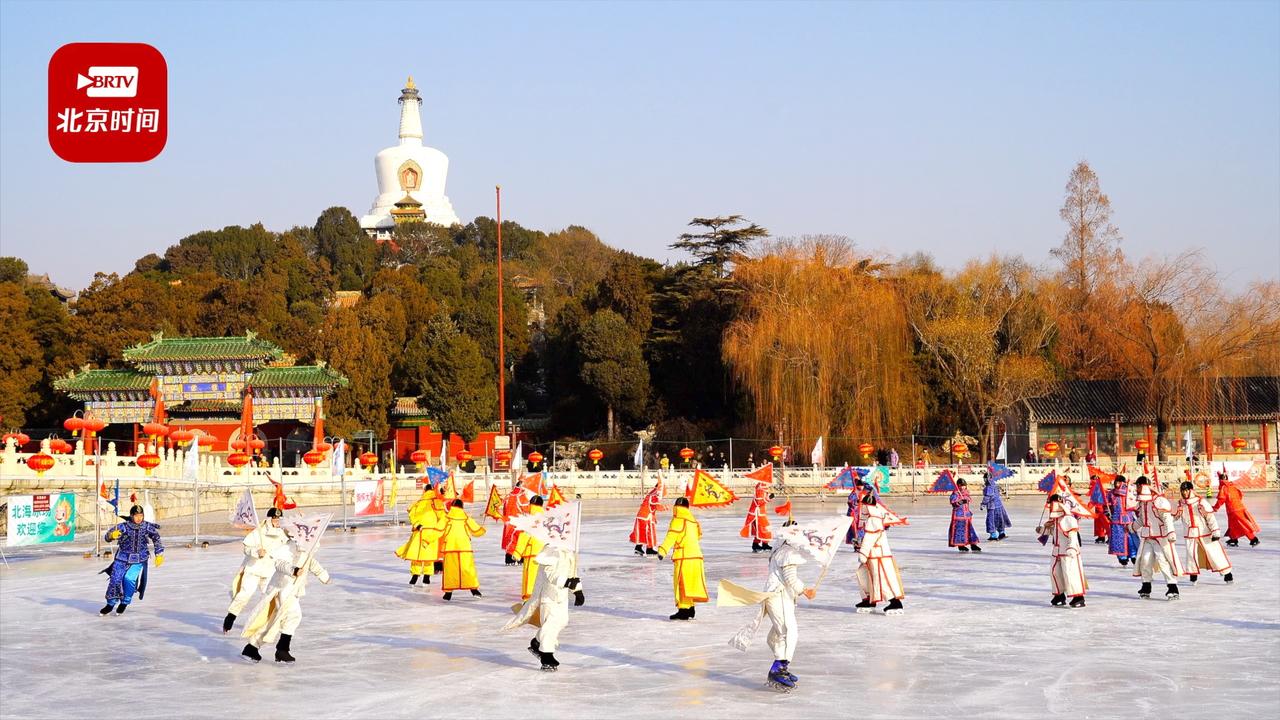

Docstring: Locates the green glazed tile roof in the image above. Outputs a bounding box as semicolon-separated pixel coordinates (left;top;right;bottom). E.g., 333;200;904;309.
55;369;153;393
122;332;283;363
249;365;349;389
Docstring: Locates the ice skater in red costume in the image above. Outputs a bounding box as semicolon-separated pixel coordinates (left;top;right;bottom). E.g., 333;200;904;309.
630;482;665;556
1214;472;1261;547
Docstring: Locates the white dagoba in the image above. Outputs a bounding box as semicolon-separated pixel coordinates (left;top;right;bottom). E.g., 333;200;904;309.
358;76;461;237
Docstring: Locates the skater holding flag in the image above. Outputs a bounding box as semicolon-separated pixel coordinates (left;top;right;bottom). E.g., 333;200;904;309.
1039;494;1089;608
1131;477;1184;600
629;480;665;556
504;501;585;671
241;513;333;663
440;500;487;600
98;504;165;616
717;516;845;692
224;489;290;633
395;483;446;587
659;471;735;620
854;493;908;614
740;464;775;553
1176;481;1234;585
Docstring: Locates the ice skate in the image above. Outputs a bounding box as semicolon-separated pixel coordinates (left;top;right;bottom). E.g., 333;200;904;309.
1069;596;1085;608
115;604;127;614
969;544;982;552
688;605;696;619
957;545;970;552
442;591;453;601
766;661;796;693
1119;557;1130;566
760;542;772;551
1051;593;1066;607
751;541;762;553
241;644;262;663
1189;574;1198;584
645;548;658;556
884;598;904;615
528;638;541;660
274;633;295;663
634;544;644;556
1138;582;1152;598
1224;572;1234;584
1165;584;1179;600
409;574;419;586
1249;538;1259;547
99;604;113;616
1226;538;1239;547
540;652;560;672
423;574;431;585
1094;536;1106;544
780;661;798;683
997;533;1007;541
669;607;692;621
854;597;875;614
505;553;518;566
222;613;236;633
989;533;999;541
470;589;483;597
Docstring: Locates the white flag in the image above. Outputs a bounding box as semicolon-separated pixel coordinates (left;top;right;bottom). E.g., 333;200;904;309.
182;441;200;483
1184;430;1194;459
281;512;333;555
810;436;824;467
996;431;1008;463
509;500;581;552
440;436;449;468
513;441;523;472
331;440;346;478
142;490;156;524
229;488;258;529
777;516;849;566
633;439;644;469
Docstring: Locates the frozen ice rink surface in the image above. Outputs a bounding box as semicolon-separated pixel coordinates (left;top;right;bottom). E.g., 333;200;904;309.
2;494;1277;719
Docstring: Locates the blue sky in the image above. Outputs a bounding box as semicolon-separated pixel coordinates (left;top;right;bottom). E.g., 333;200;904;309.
2;0;1277;289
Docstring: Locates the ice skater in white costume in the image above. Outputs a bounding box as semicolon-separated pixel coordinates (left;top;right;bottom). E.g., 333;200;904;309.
504;545;583;672
240;540;331;663
854;494;906;615
224;507;290;634
1040;493;1088;608
1176;481;1234;585
1130;476;1184;600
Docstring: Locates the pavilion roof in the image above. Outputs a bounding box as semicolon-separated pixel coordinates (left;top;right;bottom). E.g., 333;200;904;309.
54;368;152;395
1025;376;1279;424
249;364;349;390
122;332;283;363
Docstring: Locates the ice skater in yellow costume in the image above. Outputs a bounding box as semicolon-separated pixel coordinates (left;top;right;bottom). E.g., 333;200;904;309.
440;499;487;600
513;496;547;600
656;497;708;620
395;486;446;587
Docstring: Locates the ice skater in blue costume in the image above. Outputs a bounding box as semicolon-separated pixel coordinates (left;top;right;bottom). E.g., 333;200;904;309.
980;471;1012;541
99;504;164;615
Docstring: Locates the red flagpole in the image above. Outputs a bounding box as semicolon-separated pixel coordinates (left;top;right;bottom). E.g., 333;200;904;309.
496;186;506;436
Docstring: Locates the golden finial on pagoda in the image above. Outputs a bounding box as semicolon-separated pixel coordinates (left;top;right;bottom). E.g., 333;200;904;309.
405;75;416;90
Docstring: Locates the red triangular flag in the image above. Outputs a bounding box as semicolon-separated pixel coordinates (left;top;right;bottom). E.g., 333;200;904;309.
773;499;793;515
745;463;773;484
461;479;475;503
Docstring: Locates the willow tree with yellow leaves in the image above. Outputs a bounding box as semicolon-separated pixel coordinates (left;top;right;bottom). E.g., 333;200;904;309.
723;235;924;448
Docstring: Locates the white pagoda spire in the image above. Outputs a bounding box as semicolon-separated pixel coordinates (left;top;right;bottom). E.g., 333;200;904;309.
397;76;423;144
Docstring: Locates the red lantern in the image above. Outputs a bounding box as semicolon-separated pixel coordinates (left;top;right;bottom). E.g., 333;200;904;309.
63;416;85;436
4;432;31;448
951;442;969;457
857;442;875;458
49;438;73;454
137;452;161;475
169;428;195;445
315;441;333;453
84;416;106;434
680;447;697;463
197;433;216;448
528;451;544;466
1134;439;1151;453
767;445;783;460
26;453;54;475
303;450;325;468
230;439;248;451
496;450;513;463
1230;437;1247;453
410;449;430;467
454;450;472;464
227;452;251;468
142;423;169;438
1043;441;1060;457
248;438;266;453
588;448;604;465
360;451;379;469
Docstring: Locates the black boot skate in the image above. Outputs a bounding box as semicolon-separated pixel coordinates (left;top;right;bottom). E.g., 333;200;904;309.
645;547;658;556
1249;537;1260;547
669;607;692;621
1138;582;1152;598
274;633;295;662
634;544;644;555
540;652;560;671
470;589;483;597
442;591;453;601
1165;584;1179;600
751;541;762;553
409;574;420;586
223;613;236;633
760;542;772;551
884;598;904;615
99;604;114;616
855;597;875;614
1119;557;1129;566
1189;574;1198;584
1224;572;1234;584
115;604;127;614
241;644;262;662
1069;596;1086;608
969;544;982;552
957;545;970;552
505;553;518;566
1051;593;1066;607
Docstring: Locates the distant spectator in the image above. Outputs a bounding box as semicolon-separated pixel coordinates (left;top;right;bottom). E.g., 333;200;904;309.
889;448;900;468
1025;449;1038;463
1068;446;1080;464
1085;448;1096;463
